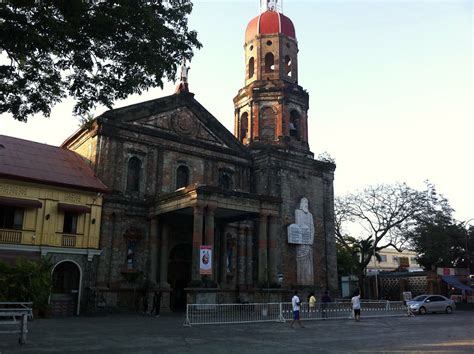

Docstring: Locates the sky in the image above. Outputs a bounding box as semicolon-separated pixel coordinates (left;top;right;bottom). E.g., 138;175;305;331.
1;0;473;222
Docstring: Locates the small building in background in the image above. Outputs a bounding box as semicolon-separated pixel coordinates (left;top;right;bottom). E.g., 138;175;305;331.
0;135;108;316
366;248;423;274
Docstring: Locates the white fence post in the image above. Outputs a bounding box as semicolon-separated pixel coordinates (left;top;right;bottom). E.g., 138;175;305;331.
278;302;285;322
183;304;191;327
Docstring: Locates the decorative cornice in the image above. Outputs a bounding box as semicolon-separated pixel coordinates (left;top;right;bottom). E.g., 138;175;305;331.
0;244;102;262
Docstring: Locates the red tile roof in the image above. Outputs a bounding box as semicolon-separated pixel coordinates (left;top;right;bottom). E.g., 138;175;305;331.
0;135;108;193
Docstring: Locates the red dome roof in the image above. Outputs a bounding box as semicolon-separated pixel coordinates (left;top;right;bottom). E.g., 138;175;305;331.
245;11;296;42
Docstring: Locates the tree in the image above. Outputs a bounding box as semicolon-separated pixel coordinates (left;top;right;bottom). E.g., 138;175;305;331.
336;237;359;278
336;236;381;278
409;218;466;271
0;0;202;121
405;183;473;271
407;182;473;271
335;183;428;288
0;258;52;309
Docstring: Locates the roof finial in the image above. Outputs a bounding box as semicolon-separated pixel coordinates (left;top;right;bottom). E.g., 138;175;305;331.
175;59;191;94
260;0;282;13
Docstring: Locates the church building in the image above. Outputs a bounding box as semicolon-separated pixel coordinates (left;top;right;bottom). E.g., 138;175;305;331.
62;0;337;311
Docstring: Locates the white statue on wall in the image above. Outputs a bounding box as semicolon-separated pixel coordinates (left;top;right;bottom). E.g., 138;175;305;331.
294;197;314;285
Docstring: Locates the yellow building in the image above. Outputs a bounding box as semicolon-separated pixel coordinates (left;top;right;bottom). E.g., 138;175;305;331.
367;247;423;273
0;135;107;316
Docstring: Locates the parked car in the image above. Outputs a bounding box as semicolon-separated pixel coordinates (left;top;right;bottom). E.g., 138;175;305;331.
407;295;455;315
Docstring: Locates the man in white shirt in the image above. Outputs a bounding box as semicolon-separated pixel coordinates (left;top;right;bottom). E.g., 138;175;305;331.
290;291;304;328
351;289;361;322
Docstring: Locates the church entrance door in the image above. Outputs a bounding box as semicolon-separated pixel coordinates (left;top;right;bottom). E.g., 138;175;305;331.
168;243;192;311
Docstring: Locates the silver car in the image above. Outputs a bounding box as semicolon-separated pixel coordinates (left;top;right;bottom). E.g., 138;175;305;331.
407;295;455;315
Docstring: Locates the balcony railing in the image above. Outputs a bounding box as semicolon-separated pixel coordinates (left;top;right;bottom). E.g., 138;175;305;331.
61;235;77;247
0;229;22;244
0;229;97;249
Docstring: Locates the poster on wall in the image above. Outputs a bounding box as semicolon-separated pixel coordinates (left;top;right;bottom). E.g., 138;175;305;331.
199;245;212;275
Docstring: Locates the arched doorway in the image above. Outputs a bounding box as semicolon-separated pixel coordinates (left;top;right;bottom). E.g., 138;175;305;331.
168;244;192;311
51;261;81;316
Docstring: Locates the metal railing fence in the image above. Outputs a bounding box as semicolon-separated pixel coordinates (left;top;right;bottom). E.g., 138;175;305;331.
184;301;408;326
184;303;284;326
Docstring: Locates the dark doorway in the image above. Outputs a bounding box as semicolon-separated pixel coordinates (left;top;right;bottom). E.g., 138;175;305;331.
168;243;192;311
51;261;81;316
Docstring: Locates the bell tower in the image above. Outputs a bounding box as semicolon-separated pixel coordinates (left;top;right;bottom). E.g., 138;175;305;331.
234;0;310;155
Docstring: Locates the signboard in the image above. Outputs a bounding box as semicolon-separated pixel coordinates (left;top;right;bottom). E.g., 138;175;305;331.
287;224;311;244
437;267;469;276
403;291;412;302
199;245;212;275
437;267;455;276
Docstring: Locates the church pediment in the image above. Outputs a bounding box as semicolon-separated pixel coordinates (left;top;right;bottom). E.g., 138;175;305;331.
131;106;229;147
96;93;246;153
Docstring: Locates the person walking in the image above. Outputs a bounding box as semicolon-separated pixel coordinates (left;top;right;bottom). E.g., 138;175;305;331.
308;292;317;318
152;291;162;317
351;289;361;322
290;291;304;328
321;290;332;319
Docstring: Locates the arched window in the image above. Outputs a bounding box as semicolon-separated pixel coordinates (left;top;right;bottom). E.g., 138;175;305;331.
176;165;190;189
259;107;276;141
126;157;141;192
240;112;249;142
285;55;292;77
248;57;255;79
264;53;274;73
289;110;300;139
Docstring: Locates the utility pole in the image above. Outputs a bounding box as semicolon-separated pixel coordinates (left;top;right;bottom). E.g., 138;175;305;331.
373;245;379;299
463;219;474;276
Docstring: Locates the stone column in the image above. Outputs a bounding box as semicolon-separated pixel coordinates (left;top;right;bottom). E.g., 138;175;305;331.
246;224;253;285
219;225;227;286
302;111;308;143
252;102;259;140
276;100;283;139
234;109;239;137
237;224;247;287
204;206;215;280
268;215;279;284
283;104;290;136
149;217;158;285
258;214;268;284
192;205;204;282
159;223;170;287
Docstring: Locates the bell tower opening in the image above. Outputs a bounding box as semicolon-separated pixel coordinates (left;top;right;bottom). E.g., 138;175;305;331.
264;53;275;73
248;57;255;79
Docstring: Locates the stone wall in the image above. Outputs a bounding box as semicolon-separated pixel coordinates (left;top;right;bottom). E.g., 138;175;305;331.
250;148;337;293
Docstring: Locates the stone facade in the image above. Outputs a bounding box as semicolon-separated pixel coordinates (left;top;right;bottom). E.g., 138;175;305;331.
62;6;337;311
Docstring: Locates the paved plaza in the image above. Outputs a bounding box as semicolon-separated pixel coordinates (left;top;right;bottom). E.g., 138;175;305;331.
1;310;474;353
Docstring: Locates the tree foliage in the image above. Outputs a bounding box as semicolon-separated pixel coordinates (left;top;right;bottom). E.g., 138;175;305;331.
405;182;473;271
409;219;467;271
0;258;53;308
0;0;201;121
336;236;381;278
